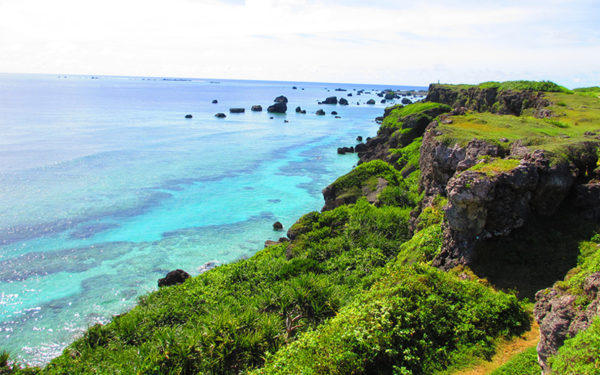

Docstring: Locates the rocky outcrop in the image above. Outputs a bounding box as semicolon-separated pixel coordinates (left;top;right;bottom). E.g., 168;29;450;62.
425;84;550;116
534;272;600;373
321;177;388;211
273;221;283;230
251;105;263;112
158;269;191;287
274;96;288;103
419;120;599;270
357;105;451;168
339;98;349;105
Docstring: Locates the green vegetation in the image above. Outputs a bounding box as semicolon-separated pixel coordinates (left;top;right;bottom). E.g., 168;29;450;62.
549;317;600;374
490;346;540;375
436;80;571;93
381;102;451;132
252;264;529;375
468;158;520;176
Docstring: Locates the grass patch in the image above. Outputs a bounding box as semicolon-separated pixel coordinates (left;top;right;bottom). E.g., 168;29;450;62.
468;158;520;176
549;317;600;374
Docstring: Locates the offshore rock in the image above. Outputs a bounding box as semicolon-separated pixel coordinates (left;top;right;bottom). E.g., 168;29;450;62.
158;269;191;287
273;221;283;231
230;108;245;113
251;105;262;112
267;102;287;113
322;96;337;104
274;95;288;103
339;98;349;105
215;113;226;118
316;109;326;116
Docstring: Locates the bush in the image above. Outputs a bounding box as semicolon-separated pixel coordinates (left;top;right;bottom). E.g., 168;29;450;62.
549;317;600;374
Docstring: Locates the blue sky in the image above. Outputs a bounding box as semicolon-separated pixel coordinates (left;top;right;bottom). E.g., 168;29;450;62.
0;0;598;87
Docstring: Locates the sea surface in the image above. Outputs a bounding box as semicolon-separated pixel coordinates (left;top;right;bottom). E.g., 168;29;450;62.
0;73;425;365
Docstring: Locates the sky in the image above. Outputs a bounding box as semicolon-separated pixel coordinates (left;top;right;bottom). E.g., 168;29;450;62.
0;0;598;87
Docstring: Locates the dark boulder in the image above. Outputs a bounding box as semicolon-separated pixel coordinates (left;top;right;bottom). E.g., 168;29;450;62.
402;98;413;105
274;95;288;103
366;99;376;105
185;114;193;119
384;92;396;100
347;93;353;96
158;269;191;287
301;110;306;114
380;99;386;104
322;96;337;104
212;99;218;104
251;105;263;112
335;116;341;118
295;106;302;113
331;111;338;115
292;86;297;89
316;109;326;116
356;136;363;142
268;102;287;113
215;113;226;118
230;108;245;113
273;221;283;230
339;98;349;105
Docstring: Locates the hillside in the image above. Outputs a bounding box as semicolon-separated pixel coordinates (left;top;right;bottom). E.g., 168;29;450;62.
2;81;599;374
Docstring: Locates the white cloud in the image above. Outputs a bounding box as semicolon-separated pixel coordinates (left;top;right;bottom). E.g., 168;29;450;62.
0;0;598;87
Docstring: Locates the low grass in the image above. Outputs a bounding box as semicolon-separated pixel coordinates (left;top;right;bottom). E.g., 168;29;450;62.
435;81;571;93
468;158;520;176
437;91;600;158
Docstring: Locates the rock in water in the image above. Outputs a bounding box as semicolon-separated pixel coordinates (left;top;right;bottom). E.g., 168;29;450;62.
185;114;193;118
295;106;302;113
366;99;376;105
322;96;337;104
274;95;288;103
212;99;218;104
230;108;245;113
273;221;283;230
268;102;287;113
402;98;413;104
158;269;191;287
251;105;263;112
215;113;226;118
316;109;326;116
339;98;349;105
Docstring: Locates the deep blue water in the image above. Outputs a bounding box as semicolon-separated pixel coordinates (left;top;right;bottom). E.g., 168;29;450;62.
0;73;425;365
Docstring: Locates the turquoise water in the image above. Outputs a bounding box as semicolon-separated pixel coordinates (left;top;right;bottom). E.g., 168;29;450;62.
0;73;424;365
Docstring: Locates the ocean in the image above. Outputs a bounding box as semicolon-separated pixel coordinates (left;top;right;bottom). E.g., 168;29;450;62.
0;73;425;365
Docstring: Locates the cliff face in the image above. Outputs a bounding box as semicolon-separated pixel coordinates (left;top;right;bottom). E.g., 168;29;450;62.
425;83;551;116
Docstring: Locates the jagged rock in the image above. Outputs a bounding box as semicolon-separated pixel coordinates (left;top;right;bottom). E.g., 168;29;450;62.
251;105;262;112
322;96;337;104
198;261;217;273
185;114;193;119
339;98;349;105
230;108;245;113
355;143;367;153
535;272;600;373
215;113;226;118
158;269;191;287
274;95;288;103
316;109;326;116
268;102;287;113
337;146;354;154
366;99;376;105
425;84;550;115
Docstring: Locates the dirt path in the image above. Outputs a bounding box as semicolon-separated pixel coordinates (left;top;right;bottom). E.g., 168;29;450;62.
456;320;539;375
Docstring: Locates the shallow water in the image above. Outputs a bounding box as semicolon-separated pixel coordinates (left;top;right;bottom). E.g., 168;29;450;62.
0;73;424;365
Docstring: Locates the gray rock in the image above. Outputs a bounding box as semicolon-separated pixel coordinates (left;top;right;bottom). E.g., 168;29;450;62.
267;102;287;113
